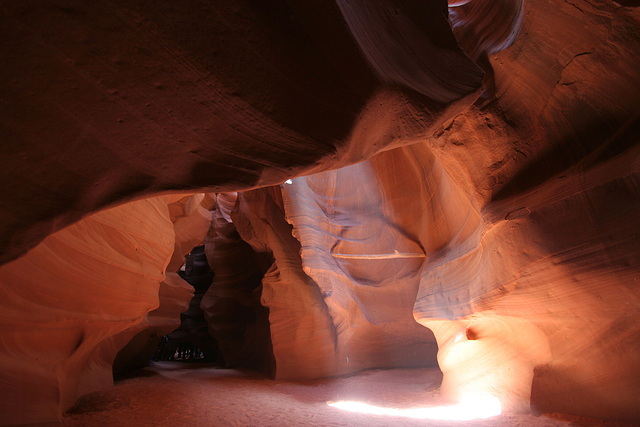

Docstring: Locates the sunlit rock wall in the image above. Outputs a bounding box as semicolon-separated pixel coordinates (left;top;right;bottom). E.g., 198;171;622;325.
205;181;439;380
281;147;461;376
223;0;638;418
410;0;640;419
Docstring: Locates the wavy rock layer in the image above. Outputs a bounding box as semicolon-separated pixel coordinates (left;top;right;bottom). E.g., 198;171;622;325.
113;193;213;374
111;272;194;375
411;0;640;418
0;198;176;425
230;187;339;380
281;146;469;376
0;0;639;424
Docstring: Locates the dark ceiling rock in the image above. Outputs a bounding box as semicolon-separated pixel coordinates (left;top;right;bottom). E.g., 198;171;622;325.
0;0;481;265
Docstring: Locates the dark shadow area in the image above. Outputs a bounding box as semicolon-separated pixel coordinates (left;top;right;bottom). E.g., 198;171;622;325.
531;365;640;424
113;246;222;381
157;246;222;365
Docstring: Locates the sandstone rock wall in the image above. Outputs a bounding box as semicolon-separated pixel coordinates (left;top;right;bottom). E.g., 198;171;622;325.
0;0;639;423
201;193;274;373
0;198;176;425
0;193;212;424
412;0;640;417
231;188;339;380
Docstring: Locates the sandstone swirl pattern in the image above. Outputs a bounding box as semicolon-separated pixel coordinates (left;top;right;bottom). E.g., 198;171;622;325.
0;0;639;424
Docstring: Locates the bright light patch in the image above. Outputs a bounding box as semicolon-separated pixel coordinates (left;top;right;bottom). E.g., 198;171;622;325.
328;394;501;421
285;179;293;185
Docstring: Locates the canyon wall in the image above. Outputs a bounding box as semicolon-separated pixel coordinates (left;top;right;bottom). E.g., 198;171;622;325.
0;194;213;425
0;197;177;424
0;0;639;424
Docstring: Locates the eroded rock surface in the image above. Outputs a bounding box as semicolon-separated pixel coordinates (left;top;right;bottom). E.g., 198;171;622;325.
0;198;176;425
0;0;639;424
201;193;274;373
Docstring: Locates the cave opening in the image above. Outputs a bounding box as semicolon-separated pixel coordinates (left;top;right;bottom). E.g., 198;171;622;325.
149;246;221;365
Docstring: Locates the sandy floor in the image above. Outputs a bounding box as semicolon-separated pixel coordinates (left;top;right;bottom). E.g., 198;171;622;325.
60;363;627;426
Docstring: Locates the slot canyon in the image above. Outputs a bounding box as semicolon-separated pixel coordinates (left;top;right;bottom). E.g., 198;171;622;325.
1;0;639;425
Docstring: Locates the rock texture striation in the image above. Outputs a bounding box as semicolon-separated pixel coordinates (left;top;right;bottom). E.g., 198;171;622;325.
0;197;178;424
0;0;639;424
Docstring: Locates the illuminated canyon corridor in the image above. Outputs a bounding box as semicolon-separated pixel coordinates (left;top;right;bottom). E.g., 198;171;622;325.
1;0;639;425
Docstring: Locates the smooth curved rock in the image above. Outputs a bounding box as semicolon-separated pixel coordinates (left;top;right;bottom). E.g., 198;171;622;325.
449;0;524;97
335;0;483;103
489;0;640;199
411;0;640;418
113;193;212;373
112;272;194;374
0;0;639;423
0;197;175;425
166;193;215;272
425;315;551;413
231;187;339;380
282;148;446;376
449;0;525;60
414;149;640;417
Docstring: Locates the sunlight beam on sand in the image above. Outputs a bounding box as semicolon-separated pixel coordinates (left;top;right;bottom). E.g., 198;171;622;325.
328;394;501;421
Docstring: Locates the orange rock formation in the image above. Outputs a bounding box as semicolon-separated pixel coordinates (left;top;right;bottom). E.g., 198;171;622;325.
0;0;639;424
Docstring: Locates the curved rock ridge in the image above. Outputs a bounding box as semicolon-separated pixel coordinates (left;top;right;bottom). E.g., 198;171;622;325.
265;0;640;417
410;0;640;418
414;149;640;417
488;0;640;200
449;0;525;60
111;272;194;375
0;193;214;424
0;197;176;425
335;0;484;103
281;147;459;376
229;187;338;380
166;193;216;272
448;0;525;98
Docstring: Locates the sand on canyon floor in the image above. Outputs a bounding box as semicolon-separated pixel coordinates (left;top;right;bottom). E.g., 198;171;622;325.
59;362;630;426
